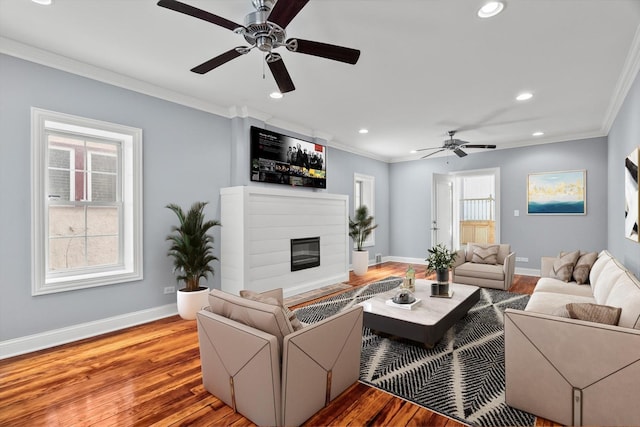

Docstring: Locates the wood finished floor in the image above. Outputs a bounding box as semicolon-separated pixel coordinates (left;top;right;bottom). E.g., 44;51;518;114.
0;262;560;426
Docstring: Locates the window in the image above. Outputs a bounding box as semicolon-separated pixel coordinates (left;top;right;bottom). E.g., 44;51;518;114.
353;173;375;247
31;108;143;295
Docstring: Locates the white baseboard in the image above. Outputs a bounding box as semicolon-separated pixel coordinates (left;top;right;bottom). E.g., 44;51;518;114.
0;304;178;360
515;267;540;276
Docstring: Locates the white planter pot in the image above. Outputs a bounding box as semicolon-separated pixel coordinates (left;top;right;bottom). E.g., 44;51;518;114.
352;250;369;276
176;287;210;320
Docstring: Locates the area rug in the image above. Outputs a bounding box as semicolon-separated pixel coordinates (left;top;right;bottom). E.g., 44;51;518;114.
283;282;352;307
293;277;535;427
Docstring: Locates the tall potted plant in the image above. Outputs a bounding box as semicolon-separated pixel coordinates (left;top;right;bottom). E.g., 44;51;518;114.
166;201;221;320
349;205;378;276
425;243;457;288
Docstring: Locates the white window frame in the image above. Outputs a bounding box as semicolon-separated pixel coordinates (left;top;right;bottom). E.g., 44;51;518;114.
353;173;375;248
31;108;143;295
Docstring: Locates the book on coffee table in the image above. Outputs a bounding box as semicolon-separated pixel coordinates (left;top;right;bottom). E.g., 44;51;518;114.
385;298;422;310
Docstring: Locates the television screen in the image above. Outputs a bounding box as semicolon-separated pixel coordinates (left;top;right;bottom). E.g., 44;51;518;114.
250;126;326;188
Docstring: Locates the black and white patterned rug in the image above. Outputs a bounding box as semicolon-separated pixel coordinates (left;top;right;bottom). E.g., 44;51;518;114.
294;277;535;427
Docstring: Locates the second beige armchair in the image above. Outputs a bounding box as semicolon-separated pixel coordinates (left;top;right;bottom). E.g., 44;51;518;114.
452;242;516;290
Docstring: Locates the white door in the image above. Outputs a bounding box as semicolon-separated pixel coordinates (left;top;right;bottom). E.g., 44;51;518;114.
432;173;454;250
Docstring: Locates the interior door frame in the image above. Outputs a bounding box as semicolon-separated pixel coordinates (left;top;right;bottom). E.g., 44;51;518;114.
431;167;501;250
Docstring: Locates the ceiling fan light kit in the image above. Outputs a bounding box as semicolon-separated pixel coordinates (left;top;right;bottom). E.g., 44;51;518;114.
157;0;360;93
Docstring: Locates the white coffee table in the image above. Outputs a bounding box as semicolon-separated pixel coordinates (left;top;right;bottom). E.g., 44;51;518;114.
357;279;480;347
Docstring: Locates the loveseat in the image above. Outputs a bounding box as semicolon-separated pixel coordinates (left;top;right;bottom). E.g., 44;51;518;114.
452;242;515;290
196;288;363;427
505;250;640;426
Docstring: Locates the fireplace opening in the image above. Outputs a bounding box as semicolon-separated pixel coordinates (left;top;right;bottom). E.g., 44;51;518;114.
291;237;320;271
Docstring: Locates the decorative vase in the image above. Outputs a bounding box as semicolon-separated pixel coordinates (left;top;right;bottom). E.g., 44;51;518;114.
176;287;209;320
435;268;449;284
352;250;369;276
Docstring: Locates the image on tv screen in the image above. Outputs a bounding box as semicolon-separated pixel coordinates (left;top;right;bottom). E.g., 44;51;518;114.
250;126;326;188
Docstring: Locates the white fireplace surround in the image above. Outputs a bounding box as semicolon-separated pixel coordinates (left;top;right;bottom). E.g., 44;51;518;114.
220;186;349;297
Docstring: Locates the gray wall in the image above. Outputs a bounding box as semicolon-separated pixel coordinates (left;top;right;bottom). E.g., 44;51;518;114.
327;148;390;263
0;54;231;341
608;70;640;277
389;137;609;269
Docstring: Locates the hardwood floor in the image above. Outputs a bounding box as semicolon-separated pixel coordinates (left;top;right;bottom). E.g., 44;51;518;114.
0;262;558;426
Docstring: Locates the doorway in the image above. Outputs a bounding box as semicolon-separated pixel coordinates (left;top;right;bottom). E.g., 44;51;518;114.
432;168;500;250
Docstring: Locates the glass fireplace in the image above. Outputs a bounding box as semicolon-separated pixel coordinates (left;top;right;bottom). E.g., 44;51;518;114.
290;237;320;271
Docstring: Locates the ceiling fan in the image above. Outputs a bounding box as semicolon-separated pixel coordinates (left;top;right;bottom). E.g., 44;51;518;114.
157;0;361;94
416;131;497;159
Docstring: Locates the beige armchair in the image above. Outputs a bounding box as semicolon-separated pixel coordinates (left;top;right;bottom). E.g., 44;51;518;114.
452;242;515;290
197;288;363;426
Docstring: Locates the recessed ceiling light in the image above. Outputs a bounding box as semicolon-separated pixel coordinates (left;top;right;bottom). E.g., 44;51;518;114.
410;150;417;154
358;128;369;134
32;0;53;4
477;1;504;18
269;91;283;99
532;131;544;136
516;92;533;101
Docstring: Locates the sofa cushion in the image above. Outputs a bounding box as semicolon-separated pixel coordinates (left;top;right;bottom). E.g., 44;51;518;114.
471;245;499;264
208;289;295;352
525;291;596;316
592;259;627;304
571;251;598;284
566;303;622;325
454;262;505;281
534;277;594;298
240;289;304;331
589;250;614;285
549;250;580;282
465;243;510;265
604;271;640;329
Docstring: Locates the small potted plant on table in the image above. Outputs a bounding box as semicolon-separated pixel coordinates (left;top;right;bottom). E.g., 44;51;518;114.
425;243;457;295
166;201;220;320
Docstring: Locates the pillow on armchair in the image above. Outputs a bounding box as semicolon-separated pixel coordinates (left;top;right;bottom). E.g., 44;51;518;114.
470;244;499;265
240;289;304;331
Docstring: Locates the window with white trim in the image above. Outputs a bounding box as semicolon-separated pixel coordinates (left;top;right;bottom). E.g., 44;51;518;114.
31;108;143;295
353;173;375;247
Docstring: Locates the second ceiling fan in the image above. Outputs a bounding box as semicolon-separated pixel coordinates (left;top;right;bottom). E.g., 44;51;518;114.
157;0;361;94
416;131;497;159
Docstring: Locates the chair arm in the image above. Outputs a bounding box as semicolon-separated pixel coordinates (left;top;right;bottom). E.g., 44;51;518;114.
540;256;555;277
504;309;640;426
453;249;466;268
502;252;516;289
281;305;364;427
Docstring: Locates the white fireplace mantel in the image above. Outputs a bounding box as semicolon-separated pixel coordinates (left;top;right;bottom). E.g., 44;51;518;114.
220;186;349;297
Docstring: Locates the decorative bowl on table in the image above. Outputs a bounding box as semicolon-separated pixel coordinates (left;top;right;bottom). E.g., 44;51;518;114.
392;289;416;304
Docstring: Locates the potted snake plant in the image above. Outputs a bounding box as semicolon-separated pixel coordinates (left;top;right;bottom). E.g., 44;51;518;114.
166;201;220;320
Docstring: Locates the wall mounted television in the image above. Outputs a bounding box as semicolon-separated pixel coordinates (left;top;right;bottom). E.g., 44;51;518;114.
250;126;326;188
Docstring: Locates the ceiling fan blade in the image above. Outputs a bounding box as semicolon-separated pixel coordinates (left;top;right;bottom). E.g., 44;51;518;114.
454;148;468;158
415;146;445;152
286;38;360;64
421;149;445;159
157;0;242;31
267;55;295;93
268;0;310;29
191;48;246;74
462;144;497;149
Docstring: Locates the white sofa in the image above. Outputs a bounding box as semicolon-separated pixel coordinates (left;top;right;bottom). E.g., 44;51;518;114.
505;250;640;426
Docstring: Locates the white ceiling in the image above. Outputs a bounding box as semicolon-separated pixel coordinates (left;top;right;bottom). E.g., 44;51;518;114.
1;0;639;162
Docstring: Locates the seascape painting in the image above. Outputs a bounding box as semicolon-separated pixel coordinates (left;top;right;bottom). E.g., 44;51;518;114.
625;147;639;242
527;170;586;215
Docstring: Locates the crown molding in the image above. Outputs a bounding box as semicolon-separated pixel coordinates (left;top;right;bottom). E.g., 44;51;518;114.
602;22;640;132
0;36;232;118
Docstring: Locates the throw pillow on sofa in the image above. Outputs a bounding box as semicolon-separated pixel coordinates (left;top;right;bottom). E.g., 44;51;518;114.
550;250;580;282
572;251;598;284
471;244;499;265
566;302;622;325
240;289;304;331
